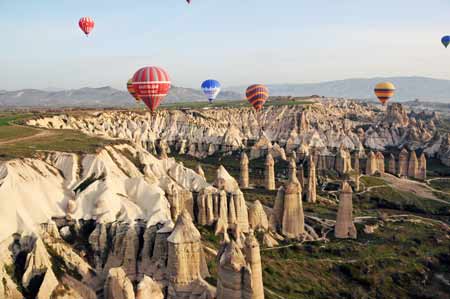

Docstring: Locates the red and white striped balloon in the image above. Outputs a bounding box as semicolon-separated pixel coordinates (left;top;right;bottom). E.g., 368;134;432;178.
79;17;95;36
132;66;171;112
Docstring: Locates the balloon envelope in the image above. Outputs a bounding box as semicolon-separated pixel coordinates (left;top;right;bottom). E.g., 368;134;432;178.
374;82;395;105
127;79;140;102
132;66;171;112
79;17;95;36
246;84;269;111
201;79;221;103
442;36;450;48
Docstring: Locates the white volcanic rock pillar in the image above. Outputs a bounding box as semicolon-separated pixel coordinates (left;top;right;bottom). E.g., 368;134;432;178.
104;267;135;299
306;155;317;203
376;152;385;174
167;211;209;299
265;153;276;190
365;151;378;175
353;154;360;192
240;152;250;189
398;148;409;177
334;181;357;239
417;153;427;180
388;153;396;175
136;276;164;299
217;241;247;299
248;200;269;231
408;151;419;178
281;163;305;238
244;232;265;299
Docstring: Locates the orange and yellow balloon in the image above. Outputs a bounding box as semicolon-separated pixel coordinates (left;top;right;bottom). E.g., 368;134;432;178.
374;82;395;105
246;84;269;112
127;79;140;102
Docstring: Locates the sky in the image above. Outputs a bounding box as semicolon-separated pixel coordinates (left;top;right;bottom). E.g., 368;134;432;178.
1;0;450;91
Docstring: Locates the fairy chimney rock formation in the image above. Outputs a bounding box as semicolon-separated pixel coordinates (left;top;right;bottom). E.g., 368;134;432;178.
408;151;419;178
104;267;135;299
240;152;250;188
306;155;317;203
335;145;352;174
288;157;297;179
388;153;396;174
167;210;210;299
265;153;276;190
244;232;265;299
248;200;269;231
217;238;264;299
136;276;164;299
297;164;305;189
365;151;378;175
353;154;360;191
281;162;305;238
217;241;247;299
418;153;427;180
398;148;409;177
376;152;385;174
269;186;285;232
334;181;357;239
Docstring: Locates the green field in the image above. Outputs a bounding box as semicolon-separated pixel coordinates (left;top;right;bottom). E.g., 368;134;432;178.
0;112;122;160
0;113;39;142
261;221;450;299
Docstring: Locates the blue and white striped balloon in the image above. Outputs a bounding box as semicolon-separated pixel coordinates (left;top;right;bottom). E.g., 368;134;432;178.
201;79;221;103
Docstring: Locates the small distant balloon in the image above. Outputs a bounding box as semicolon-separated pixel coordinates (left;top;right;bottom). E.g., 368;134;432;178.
79;17;95;36
374;82;395;106
442;36;450;48
127;79;140;102
201;79;221;103
246;84;269;111
132;66;171;113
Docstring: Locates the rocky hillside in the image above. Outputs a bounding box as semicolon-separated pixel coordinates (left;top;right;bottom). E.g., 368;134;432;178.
29;100;445;164
0;86;241;108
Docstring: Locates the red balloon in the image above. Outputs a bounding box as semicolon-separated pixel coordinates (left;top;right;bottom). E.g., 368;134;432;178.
132;66;171;112
79;17;95;36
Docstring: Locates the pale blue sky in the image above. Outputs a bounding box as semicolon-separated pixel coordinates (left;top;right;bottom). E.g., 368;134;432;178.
1;0;450;90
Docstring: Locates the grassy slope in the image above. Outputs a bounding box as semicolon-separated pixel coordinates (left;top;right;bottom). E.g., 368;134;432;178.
0;112;121;160
0;113;38;142
262;221;450;299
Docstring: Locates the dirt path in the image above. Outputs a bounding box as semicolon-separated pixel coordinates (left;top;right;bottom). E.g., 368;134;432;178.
0;124;56;146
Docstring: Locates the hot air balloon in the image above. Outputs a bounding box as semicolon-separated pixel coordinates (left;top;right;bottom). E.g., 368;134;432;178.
186;0;191;4
374;82;395;105
127;79;140;102
201;79;221;103
442;36;450;48
79;17;95;36
132;66;171;113
246;84;269;111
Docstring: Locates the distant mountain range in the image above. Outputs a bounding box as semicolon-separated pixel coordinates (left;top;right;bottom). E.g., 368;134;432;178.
0;86;241;108
229;76;450;102
1;76;449;108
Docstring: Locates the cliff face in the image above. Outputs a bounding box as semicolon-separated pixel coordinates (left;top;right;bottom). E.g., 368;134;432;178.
0;144;229;299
